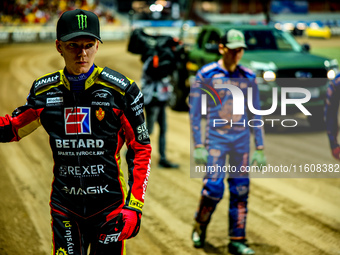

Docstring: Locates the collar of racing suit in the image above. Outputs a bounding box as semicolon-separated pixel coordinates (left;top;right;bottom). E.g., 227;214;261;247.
60;65;103;92
64;64;95;93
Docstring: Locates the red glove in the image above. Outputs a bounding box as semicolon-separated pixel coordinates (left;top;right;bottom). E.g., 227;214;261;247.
332;146;340;160
118;208;141;241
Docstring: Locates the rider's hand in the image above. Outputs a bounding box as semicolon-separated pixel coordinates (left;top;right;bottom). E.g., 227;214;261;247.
118;208;142;241
194;147;209;164
251;150;266;170
332;146;340;160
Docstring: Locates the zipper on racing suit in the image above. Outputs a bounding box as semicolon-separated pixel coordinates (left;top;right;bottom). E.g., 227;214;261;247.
72;92;87;216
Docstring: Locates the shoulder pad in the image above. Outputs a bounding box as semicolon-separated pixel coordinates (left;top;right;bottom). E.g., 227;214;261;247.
200;62;218;74
334;73;340;85
99;67;131;92
34;71;61;93
238;66;255;77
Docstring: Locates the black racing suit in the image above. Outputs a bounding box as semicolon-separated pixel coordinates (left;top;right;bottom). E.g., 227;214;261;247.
0;65;151;254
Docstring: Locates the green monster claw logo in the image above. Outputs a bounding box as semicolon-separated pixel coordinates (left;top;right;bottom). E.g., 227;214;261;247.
76;14;87;30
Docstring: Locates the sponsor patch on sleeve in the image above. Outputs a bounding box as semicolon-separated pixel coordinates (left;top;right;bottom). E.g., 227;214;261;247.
128;199;144;210
99;67;131;91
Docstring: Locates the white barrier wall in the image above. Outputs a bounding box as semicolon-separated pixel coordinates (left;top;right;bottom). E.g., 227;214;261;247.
0;25;200;44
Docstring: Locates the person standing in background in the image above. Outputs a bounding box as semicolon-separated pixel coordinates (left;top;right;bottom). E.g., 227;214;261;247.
141;39;180;169
325;72;340;160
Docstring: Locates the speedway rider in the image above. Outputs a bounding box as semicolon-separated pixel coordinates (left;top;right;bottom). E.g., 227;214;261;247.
325;72;340;160
0;9;151;255
189;29;266;255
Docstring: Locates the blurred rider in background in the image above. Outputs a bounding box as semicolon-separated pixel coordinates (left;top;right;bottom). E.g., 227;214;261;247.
325;72;340;160
189;29;266;255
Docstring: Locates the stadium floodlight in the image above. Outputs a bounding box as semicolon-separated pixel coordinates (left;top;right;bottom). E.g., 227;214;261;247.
150;4;164;12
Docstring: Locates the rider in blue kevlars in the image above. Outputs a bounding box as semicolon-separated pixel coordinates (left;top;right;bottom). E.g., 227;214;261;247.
189;29;266;255
325;72;340;160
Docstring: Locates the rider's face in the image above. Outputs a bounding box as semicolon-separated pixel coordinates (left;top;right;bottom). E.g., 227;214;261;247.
56;37;99;75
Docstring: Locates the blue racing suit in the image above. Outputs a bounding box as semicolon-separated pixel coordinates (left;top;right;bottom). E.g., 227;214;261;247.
189;61;264;239
325;73;340;151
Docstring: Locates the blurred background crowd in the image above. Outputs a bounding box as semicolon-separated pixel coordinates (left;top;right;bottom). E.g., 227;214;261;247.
1;0;340;27
1;1;340;43
0;0;117;25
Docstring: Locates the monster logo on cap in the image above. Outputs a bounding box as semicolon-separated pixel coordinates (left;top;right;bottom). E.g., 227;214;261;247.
76;14;87;30
57;9;102;43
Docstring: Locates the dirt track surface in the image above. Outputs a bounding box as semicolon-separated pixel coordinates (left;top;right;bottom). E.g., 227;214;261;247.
0;39;340;255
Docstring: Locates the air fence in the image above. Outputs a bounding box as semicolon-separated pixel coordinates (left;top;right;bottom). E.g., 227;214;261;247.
0;25;200;44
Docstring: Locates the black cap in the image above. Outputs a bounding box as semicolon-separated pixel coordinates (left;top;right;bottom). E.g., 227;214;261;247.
57;9;102;43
